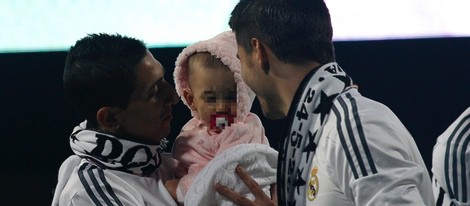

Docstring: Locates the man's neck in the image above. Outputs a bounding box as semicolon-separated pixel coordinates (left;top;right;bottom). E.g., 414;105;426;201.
271;61;321;117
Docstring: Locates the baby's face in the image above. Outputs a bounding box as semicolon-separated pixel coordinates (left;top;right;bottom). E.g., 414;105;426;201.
189;66;237;131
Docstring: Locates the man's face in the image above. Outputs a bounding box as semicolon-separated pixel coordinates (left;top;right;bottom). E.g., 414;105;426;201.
189;65;237;131
236;44;258;96
237;43;273;115
236;42;283;119
116;50;178;145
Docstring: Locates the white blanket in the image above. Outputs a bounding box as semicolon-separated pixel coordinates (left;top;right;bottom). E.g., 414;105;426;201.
183;143;278;206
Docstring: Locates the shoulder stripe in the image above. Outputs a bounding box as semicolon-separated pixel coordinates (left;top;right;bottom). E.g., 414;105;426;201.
78;163;103;206
332;104;359;179
78;163;123;206
332;94;377;179
444;114;470;201
460;134;470;202
87;165;114;205
345;93;378;174
436;187;445;206
98;167;124;206
337;96;369;177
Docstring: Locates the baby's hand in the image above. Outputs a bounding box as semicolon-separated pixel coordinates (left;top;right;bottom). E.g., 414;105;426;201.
164;179;179;202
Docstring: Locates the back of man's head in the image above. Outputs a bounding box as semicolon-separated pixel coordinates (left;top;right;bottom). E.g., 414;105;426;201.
63;33;147;128
229;0;335;65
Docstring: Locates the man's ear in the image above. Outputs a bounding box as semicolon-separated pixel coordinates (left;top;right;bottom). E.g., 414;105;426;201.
251;38;270;74
96;106;120;131
182;88;196;110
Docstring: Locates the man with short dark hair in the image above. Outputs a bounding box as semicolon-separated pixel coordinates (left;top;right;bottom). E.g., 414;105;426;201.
52;33;179;205
215;0;434;205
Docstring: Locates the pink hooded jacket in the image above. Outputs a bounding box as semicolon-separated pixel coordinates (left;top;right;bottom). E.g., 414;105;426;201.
172;31;270;201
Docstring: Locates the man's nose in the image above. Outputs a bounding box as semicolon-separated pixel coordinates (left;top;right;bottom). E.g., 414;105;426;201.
165;86;179;105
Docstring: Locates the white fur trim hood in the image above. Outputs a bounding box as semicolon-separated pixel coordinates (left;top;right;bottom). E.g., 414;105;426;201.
173;31;255;121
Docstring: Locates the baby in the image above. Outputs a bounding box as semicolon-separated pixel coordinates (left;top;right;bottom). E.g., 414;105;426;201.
169;31;277;205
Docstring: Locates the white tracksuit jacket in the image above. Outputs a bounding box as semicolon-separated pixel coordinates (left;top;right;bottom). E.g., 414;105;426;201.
52;154;178;206
302;89;435;205
432;107;470;206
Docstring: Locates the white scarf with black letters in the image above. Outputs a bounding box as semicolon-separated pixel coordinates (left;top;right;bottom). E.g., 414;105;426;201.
278;62;353;205
70;121;164;176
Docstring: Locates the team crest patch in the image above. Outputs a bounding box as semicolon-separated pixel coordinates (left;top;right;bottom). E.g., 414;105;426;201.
307;167;319;201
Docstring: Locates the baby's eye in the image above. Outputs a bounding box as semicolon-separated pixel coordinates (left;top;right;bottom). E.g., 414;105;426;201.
203;91;217;103
225;93;237;102
204;95;216;103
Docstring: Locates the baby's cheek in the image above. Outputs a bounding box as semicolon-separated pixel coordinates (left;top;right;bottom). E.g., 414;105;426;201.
231;104;237;113
200;109;211;122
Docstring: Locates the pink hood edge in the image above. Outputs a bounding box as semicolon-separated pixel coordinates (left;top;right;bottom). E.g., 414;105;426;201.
173;31;256;121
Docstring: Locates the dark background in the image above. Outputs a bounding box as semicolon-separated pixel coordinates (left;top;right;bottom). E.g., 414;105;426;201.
1;37;469;205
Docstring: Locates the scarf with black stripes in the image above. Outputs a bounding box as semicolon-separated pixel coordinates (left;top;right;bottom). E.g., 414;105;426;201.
70;121;166;176
278;62;353;206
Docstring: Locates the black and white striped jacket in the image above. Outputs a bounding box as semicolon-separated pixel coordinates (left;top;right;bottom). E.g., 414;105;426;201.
303;89;435;205
52;155;177;206
432;107;470;206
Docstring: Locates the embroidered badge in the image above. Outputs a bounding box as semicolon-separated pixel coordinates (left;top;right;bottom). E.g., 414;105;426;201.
307;167;319;201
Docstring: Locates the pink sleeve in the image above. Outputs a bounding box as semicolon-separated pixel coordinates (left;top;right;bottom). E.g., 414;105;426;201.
172;120;216;169
172;118;220;198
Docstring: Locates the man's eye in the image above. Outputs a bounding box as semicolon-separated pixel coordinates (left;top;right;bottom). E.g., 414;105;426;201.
150;84;159;99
